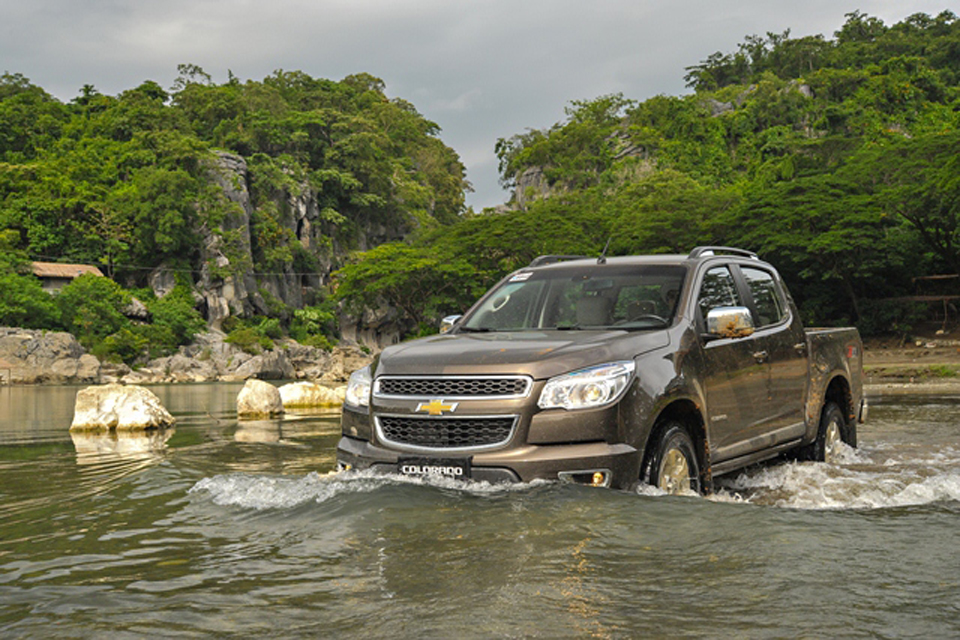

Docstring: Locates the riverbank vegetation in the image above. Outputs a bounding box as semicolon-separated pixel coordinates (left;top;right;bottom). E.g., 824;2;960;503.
2;11;959;358
337;10;960;337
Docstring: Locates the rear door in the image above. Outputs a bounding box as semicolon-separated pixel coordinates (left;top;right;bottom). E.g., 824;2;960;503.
736;265;807;441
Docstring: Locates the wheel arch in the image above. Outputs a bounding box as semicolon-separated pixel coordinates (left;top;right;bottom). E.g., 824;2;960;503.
823;374;856;446
645;399;711;492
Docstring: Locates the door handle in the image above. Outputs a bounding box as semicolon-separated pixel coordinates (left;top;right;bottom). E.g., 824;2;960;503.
794;342;807;355
752;350;769;363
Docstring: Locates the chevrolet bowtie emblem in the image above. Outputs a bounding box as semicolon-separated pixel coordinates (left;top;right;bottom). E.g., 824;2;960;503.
415;399;459;416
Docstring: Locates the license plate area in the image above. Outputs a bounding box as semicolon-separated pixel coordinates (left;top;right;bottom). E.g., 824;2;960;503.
398;457;472;480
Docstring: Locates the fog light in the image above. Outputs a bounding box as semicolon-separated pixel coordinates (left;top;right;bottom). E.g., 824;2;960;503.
337;462;353;472
558;469;612;488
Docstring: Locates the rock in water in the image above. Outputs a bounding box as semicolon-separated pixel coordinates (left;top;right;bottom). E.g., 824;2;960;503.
71;383;175;431
278;381;343;408
237;379;284;418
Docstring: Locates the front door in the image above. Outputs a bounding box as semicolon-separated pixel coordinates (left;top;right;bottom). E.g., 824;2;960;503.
696;265;769;462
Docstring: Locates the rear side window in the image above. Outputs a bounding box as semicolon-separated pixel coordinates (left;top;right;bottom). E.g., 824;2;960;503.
697;266;741;320
741;267;785;327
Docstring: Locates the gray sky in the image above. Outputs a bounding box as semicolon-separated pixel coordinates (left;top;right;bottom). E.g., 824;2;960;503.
2;0;953;209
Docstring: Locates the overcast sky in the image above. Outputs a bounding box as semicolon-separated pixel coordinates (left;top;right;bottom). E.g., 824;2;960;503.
2;0;954;209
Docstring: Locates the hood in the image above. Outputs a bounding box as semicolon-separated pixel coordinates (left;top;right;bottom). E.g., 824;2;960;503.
375;329;670;380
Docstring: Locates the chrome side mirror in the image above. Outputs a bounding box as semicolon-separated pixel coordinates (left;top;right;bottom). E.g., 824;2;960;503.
439;315;463;334
706;307;755;339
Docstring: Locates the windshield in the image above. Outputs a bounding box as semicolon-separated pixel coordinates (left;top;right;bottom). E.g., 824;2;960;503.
461;265;686;332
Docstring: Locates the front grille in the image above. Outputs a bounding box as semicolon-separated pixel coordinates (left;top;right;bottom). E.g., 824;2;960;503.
377;416;516;450
376;376;530;398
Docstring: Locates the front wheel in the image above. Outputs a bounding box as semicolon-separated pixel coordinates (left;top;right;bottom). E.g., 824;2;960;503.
642;423;701;495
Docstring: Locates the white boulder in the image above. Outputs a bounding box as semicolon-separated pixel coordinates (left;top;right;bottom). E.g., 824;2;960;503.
70;383;175;431
278;381;344;408
237;379;284;418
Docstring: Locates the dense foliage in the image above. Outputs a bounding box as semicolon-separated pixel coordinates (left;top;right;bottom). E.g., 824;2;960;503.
0;68;465;271
337;11;960;337
0;66;467;355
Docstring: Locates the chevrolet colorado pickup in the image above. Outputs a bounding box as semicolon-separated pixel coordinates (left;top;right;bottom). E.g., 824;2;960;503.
337;247;866;494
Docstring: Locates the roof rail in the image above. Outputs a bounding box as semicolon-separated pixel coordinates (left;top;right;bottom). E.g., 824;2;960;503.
527;254;591;268
687;246;759;260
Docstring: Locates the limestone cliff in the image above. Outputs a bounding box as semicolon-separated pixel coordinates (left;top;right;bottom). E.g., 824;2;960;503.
155;151;411;344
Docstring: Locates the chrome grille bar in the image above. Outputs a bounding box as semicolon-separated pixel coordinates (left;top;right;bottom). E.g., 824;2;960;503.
374;375;532;399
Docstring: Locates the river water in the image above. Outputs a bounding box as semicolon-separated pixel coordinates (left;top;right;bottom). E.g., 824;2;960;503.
0;384;957;638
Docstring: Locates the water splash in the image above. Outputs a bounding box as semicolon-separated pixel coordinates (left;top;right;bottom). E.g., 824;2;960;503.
712;443;960;510
191;441;960;512
190;470;549;510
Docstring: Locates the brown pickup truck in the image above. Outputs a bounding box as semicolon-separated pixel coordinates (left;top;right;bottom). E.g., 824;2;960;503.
337;247;866;494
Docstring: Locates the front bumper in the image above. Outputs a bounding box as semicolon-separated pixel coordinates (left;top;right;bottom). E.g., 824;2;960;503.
336;434;640;488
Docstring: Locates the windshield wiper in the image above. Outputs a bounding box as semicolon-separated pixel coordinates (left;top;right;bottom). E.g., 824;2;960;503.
459;326;494;333
618;319;670;330
554;324;582;330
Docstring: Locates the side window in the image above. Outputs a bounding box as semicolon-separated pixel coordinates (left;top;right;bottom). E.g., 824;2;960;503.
741;267;785;327
697;266;741;320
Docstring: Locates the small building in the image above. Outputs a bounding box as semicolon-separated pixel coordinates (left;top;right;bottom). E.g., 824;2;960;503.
31;262;104;292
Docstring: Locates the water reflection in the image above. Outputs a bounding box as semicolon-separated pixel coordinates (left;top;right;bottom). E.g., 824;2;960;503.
234;419;283;443
71;428;175;465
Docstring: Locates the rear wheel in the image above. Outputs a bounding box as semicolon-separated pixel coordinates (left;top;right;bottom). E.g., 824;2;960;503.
806;402;848;463
642;423;701;495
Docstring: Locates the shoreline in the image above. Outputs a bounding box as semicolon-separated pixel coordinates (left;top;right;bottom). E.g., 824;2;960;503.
5;326;960;399
0;327;373;387
865;380;960;398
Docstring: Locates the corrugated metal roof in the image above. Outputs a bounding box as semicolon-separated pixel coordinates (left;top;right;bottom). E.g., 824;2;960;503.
31;262;104;279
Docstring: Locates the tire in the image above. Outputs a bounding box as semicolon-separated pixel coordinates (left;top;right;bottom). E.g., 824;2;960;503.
805;402;848;463
642;423;701;495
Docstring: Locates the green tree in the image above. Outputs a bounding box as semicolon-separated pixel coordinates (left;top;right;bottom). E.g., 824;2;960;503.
607;170;739;255
852;133;960;274
55;274;131;350
333;243;479;332
0;231;59;328
725;171;900;323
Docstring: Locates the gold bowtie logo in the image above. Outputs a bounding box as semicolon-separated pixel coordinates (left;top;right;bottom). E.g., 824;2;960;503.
415;399;459;416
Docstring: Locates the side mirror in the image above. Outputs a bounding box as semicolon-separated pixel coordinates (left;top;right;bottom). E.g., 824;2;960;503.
439;315;463;334
706;307;755;339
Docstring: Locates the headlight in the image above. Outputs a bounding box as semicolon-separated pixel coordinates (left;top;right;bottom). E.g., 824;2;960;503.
345;366;372;408
537;361;636;410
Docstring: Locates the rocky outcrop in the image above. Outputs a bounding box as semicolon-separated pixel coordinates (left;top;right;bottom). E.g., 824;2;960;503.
232;350;296;381
338;304;404;351
198;151;261;330
706;98;734;116
123;297;151;322
104;332;371;385
514;166;555;210
0;327;372;386
0;328;100;385
70;383;175;431
237;379;284;417
148;267;177;299
194;151;408;339
279;381;345;408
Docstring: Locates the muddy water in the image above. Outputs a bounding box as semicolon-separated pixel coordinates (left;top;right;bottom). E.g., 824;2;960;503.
0;384;957;638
